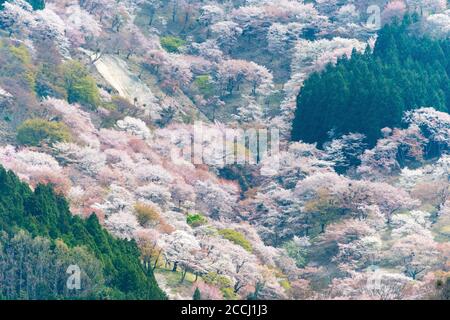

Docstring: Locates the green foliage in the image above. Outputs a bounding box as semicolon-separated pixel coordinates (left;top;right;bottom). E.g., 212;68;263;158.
218;229;253;252
279;279;291;291
246;282;263;300
283;239;309;268
193;287;201;300
17;118;71;146
0;166;166;300
203;272;236;300
0;230;104;300
27;0;45;10
303;189;344;235
194;75;214;97
221;287;239;300
9;44;32;66
0;43;36;90
35;63;67;99
292;17;450;146
203;272;233;288
62;61;100;109
0;0;45;10
186;213;207;228
160;36;186;53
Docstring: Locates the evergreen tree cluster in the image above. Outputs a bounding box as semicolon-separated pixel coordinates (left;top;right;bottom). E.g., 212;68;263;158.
292;16;450;146
0;166;166;300
0;0;45;11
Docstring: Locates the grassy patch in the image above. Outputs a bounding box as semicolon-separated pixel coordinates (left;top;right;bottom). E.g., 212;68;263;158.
186;213;207;228
160;36;186;53
218;229;253;252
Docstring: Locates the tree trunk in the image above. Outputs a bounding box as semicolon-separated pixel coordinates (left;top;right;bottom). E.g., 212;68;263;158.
180;269;187;283
153;251;161;271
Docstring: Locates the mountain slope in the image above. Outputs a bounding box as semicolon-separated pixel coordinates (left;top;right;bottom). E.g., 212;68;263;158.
0;165;166;300
292;16;450;146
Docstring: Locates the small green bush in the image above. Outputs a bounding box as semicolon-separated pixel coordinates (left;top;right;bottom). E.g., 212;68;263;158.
160;36;186;53
62;61;100;109
193;287;201;300
283;239;309;268
186;213;207;228
9;44;32;66
194;75;214;97
221;287;239;300
17;118;71;146
35;64;67;99
1;0;46;10
203;272;232;288
7;44;36;89
27;0;45;10
218;229;253;252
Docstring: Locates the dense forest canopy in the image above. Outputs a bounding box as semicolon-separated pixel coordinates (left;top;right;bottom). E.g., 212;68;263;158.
0;0;44;10
292;16;450;146
0;166;166;300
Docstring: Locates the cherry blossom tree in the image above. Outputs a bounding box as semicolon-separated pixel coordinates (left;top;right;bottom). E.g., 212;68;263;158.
63;4;102;47
138;0;162;26
116;116;152;140
210;21;242;54
382;1;407;24
323;133;367;173
387;233;441;280
195;180;239;220
159;230;203;282
199;4;224;31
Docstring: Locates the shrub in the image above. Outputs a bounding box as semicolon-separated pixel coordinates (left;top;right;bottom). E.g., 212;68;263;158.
8;44;36;89
186;213;207;228
283;239;309;268
1;0;46;10
9;44;32;66
62;61;100;109
218;229;253;252
35;64;66;99
193;287;201;300
27;0;45;10
194;75;214;97
203;272;232;288
17;118;71;146
280;279;291;291
221;287;239;300
203;272;236;299
134;203;160;227
160;36;186;53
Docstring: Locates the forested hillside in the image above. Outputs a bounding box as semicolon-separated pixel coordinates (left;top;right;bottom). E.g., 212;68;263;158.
293;15;450;146
0;166;166;300
0;0;44;10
